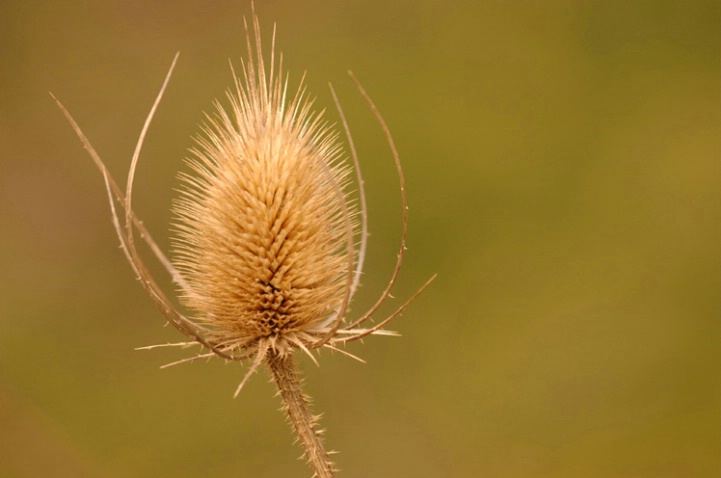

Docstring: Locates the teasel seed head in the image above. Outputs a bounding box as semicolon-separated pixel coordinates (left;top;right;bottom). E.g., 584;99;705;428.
172;45;355;355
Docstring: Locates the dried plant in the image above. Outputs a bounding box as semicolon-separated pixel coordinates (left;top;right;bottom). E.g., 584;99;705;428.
53;11;434;478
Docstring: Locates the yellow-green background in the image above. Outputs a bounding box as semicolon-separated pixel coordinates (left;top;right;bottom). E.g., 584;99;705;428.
1;1;719;477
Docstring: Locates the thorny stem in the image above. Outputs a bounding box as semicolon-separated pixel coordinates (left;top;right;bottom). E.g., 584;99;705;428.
266;350;335;478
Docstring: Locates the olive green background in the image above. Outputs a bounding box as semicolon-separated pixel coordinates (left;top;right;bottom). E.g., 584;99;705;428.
1;1;719;477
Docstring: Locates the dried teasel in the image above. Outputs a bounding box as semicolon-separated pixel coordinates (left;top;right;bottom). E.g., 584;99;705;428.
53;12;434;478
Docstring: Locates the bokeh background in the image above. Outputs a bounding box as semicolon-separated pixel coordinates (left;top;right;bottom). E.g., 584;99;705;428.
1;1;719;477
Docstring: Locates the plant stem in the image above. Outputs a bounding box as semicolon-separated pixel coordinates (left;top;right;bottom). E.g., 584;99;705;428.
266;350;335;478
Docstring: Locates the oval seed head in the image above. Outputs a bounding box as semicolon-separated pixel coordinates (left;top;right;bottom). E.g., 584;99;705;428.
172;36;356;352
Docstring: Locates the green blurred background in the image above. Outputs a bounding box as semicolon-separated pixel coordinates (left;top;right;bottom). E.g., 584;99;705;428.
1;1;719;477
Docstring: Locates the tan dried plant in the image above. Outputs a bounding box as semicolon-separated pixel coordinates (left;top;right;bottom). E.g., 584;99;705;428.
53;12;434;478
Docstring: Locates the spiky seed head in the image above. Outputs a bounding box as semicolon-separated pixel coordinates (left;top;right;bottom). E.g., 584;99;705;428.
172;34;355;352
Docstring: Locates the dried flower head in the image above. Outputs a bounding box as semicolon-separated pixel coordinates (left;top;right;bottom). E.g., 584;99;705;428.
173;32;354;356
53;11;434;477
